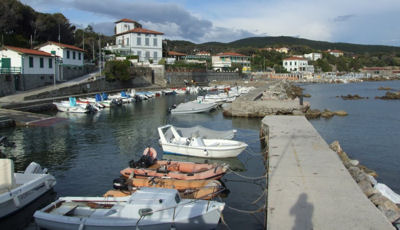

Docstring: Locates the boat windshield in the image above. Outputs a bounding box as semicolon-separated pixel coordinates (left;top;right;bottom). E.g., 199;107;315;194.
175;193;181;204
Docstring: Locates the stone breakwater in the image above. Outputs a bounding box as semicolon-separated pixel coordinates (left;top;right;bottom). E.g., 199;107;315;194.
330;141;400;226
223;81;310;117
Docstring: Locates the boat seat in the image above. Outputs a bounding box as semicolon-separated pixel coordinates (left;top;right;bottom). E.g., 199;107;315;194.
54;204;79;216
0;159;16;193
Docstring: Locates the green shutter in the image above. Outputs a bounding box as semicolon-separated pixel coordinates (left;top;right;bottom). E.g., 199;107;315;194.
51;51;56;55
1;58;11;73
29;57;34;68
49;58;53;68
40;58;44;68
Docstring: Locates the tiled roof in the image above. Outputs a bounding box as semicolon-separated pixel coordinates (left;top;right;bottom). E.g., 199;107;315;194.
217;52;247;57
115;18;138;24
36;41;85;52
4;46;53;57
284;57;307;61
115;27;164;36
168;51;186;56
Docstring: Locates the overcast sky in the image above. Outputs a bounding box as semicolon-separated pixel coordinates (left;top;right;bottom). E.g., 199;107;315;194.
21;0;400;46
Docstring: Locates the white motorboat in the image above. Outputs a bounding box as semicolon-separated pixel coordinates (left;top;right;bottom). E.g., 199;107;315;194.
170;101;217;114
158;125;247;158
164;125;236;140
53;100;90;113
34;187;224;230
0;159;56;219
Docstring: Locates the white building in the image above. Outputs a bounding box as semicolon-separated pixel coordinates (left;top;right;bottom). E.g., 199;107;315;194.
283;57;310;72
104;18;163;63
0;46;55;75
212;52;250;72
326;49;344;57
0;46;56;90
304;53;322;61
36;41;85;66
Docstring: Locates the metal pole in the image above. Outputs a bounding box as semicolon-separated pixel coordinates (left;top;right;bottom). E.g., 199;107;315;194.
98;38;101;76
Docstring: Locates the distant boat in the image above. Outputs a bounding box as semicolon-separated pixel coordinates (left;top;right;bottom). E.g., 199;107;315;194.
53;98;92;113
0;159;56;219
34;187;225;230
158;125;247;158
169;101;217;114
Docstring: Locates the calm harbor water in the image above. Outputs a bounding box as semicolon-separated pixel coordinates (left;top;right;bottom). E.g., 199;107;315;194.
0;94;266;230
302;80;400;193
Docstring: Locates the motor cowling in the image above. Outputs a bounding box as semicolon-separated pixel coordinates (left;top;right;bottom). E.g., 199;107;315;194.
113;178;129;191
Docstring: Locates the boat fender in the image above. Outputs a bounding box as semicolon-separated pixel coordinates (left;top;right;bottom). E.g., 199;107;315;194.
13;196;21;207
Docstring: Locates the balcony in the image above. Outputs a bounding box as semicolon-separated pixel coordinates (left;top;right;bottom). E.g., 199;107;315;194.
0;67;22;74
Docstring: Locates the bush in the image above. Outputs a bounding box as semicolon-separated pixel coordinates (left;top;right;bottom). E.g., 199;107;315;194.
104;60;131;81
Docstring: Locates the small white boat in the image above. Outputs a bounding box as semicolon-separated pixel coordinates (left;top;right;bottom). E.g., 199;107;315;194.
34;187;224;230
0;159;56;218
164;125;237;140
170;101;217;114
158;125;247;158
53;100;90;113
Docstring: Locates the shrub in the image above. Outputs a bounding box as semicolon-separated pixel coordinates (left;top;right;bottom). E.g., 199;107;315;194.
104;60;131;81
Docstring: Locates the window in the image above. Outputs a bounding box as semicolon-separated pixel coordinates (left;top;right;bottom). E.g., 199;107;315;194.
67;50;70;59
40;58;44;68
126;38;129;46
153;38;157;46
49;59;52;68
137;37;141;46
73;51;76;59
154;52;157;59
78;53;81;60
137;51;142;57
51;51;56;55
174;194;181;203
145;51;150;58
145;38;149;46
29;57;34;68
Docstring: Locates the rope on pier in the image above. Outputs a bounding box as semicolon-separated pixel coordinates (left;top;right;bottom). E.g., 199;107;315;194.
227;167;267;180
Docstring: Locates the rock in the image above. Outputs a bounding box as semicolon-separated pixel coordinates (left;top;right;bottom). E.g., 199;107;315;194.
370;193;400;223
303;94;311;98
349;159;359;166
348;166;363;180
358;165;378;178
330;141;342;153
358;179;377;197
334;110;348;116
367;174;378;186
378;86;392;90
321;109;334;119
292;110;304;116
340;94;366;100
376;91;400;100
305;109;321;119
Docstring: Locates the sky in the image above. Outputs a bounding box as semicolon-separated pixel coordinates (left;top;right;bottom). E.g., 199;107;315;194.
21;0;400;46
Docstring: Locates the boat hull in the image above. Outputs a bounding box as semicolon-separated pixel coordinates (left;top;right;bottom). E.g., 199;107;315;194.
161;142;247;158
0;174;56;218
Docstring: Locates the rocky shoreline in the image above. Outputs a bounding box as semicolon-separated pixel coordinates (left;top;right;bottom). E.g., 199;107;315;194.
330;141;400;226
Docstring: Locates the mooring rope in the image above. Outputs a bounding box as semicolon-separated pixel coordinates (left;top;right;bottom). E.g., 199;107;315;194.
226;167;267;180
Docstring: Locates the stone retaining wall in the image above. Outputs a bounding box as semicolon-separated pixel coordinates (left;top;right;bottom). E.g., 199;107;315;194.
166;72;241;86
0;75;15;97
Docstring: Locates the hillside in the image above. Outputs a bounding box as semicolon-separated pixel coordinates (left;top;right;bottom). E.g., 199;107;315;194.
167;36;400;55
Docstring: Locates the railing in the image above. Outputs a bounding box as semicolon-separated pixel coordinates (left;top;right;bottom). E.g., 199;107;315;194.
0;67;22;74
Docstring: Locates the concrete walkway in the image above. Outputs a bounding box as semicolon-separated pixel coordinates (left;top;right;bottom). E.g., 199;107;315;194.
0;71;99;105
262;116;394;230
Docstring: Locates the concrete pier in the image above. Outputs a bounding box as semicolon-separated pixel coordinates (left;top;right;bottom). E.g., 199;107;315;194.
261;116;394;230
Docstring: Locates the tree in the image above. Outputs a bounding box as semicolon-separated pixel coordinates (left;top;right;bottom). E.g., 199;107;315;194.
104;60;131;81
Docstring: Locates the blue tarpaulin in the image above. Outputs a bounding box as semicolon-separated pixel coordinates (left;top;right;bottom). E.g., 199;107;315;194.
69;97;77;107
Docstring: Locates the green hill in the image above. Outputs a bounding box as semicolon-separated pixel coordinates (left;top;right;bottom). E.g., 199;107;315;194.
167;36;400;55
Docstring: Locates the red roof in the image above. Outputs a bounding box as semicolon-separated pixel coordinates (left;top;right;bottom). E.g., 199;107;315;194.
168;51;186;56
4;46;53;57
36;41;85;52
115;18;138;24
217;52;246;57
326;49;343;53
115;27;164;36
284;57;307;61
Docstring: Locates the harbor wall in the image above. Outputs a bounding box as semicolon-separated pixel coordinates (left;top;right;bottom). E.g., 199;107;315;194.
165;72;241;86
0;75;15;97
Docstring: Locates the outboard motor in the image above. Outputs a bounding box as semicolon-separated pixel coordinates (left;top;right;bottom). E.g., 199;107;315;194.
24;162;46;174
113;178;129;191
168;104;177;113
129;155;157;168
112;99;123;106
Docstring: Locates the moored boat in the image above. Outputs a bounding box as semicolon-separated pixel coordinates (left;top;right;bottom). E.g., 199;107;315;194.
34;187;225;230
0;159;56;219
158;125;247;158
169;101;217;114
